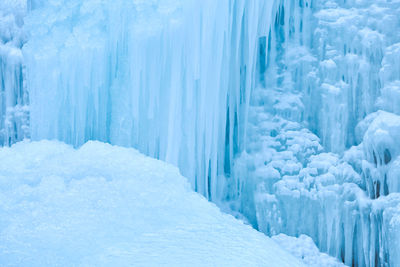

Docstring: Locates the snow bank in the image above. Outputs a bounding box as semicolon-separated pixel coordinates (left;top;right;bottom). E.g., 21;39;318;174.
0;140;302;267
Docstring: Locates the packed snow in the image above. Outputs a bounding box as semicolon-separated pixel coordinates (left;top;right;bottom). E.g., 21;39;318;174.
0;140;303;267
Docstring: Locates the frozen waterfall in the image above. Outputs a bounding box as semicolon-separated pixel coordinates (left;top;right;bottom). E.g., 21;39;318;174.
1;0;400;266
0;0;28;145
23;0;274;200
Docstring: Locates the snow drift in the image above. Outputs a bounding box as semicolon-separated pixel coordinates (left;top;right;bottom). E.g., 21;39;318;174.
0;140;302;267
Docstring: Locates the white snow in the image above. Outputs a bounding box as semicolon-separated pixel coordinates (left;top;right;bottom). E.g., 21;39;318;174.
0;140;303;267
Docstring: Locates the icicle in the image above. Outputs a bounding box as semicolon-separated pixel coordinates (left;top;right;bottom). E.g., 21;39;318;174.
22;0;275;202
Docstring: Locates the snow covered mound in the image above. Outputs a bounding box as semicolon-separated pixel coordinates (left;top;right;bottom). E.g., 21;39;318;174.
0;140;302;267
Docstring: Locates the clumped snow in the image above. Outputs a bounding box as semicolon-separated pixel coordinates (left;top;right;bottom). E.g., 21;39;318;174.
0;140;302;267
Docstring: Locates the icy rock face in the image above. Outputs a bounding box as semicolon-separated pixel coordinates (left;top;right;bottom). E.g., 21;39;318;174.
0;0;29;146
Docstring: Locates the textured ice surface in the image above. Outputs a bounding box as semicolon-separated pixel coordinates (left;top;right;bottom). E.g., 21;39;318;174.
2;0;400;266
22;0;274;201
0;140;303;267
228;1;400;266
0;0;28;146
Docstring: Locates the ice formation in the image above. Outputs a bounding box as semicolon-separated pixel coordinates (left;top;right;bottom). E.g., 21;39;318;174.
231;1;400;266
23;0;274;201
0;0;28;146
0;140;303;267
1;0;400;266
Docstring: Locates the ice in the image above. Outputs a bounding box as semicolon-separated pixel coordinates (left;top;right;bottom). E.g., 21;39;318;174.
1;0;400;266
22;0;275;201
0;140;303;267
358;111;400;197
231;108;400;265
227;1;400;265
0;0;28;146
272;234;346;267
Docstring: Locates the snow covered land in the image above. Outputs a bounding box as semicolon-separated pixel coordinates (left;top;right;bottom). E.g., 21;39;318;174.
1;0;400;266
0;140;304;266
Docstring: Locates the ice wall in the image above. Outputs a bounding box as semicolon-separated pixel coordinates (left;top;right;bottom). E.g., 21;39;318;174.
257;0;400;153
22;0;277;200
0;0;29;146
228;0;400;266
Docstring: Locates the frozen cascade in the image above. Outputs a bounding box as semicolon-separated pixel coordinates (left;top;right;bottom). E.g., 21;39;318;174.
23;0;275;200
1;0;400;266
230;0;400;266
0;0;29;146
